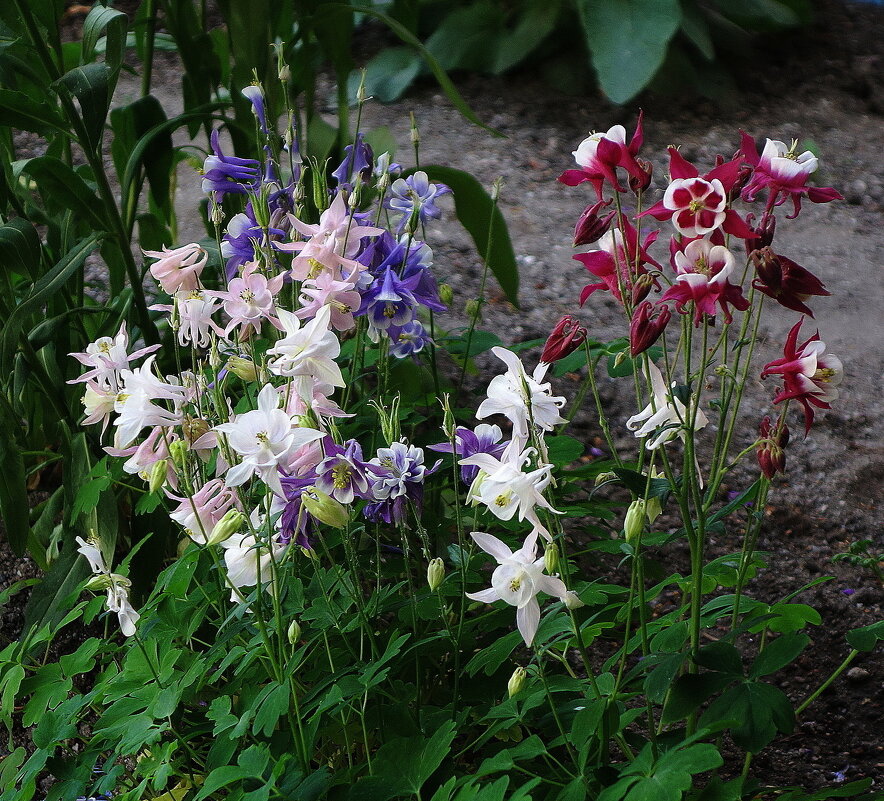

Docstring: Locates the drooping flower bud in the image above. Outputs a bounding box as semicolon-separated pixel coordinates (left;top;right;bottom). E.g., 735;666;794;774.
301;487;349;529
437;283;454;308
540;315;587;364
85;573;114;592
544;542;559;575
148;459;168;493
564;590;585;610
207;509;244;546
169;439;189;470
228;356;259;382
750;247;830;317
183;417;211;444
465;299;483;321
629;301;671;357
573;200;615;246
427;557;445;591
756;415;790;479
594;471;617;486
628;157;653;194
507;666;527;698
624;499;646;544
631;273;654;305
287;619;302;645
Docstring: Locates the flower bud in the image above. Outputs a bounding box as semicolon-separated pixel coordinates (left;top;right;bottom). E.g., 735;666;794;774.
301;487;349;529
169;440;189;470
465;298;483;321
624;499;646;544
573;200;615;246
207;509;244;546
427;557;445;591
440;393;457;440
183;417;211;445
148;459;168;493
85;574;113;591
544;543;559;575
594;471;617;486
507;666;527;698
749;247;830;317
757;415;790;479
631;274;654;305
629;158;653;194
228;356;259;382
564;590;585;610
437;283;454;308
287;619;302;645
613;351;627;369
540;315;587;364
356;69;368;104
630;301;671;358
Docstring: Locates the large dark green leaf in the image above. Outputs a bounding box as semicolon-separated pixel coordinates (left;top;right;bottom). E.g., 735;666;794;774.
0;88;67;136
407;165;519;306
54;62;111;151
81;5;128;76
16;156;107;230
0;398;29;555
700;680;794;753
425;2;505;72
0;218;41;281
749;632;810;678
0;233;102;373
354;47;423;104
577;0;682;104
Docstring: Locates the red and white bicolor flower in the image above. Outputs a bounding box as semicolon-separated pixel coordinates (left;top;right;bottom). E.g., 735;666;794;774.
661;239;749;324
761;318;843;435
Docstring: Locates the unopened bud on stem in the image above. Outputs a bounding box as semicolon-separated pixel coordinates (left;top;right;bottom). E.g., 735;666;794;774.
427;558;445;591
207;509;244;546
148;459;167;493
507;666;527;698
624;499;646;544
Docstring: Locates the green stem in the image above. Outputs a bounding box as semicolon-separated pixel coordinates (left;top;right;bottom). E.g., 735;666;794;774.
795;649;859;717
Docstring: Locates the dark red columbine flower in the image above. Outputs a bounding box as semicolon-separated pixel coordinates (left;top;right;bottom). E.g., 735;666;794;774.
744;212;777;254
740;132;843;219
750;247;830;317
761;318;843;435
559;112;646;200
630;301;671;357
756;415;790;479
575;218;661;306
541;315;588;364
573;200;616;246
641;147;756;241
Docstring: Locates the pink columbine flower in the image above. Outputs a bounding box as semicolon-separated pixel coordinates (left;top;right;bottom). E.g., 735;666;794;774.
210;262;285;338
151;290;225;348
144;243;208;294
68;322;160;391
761;318;843;435
740;133;842;218
296;272;362;332
112;356;187;448
661;239;749;324
574;219;661;305
630;301;672;357
559;112;646;199
214;383;324;496
466;530;570;646
642;148;755;240
266;306;345;390
168;479;238;544
749;247;830;317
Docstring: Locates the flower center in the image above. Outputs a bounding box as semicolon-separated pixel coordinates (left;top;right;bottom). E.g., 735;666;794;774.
509;574;522;593
255;431;269;444
331;463;352;489
240;289;256;303
494;492;511;508
97;341;111;353
307;258;324;279
383;303;397;318
813;367;836;382
331;300;351;313
115;392;129;404
688;199;704;213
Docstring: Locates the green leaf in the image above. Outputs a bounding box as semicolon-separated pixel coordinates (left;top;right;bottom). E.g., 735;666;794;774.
0;233;102;373
695;641;743;676
661;672;734;724
425;2;505;72
409;165;519;306
353;47;422;104
252;682;289;737
16;157;106;230
0;403;29;556
545;435;585;466
749;632;810;678
365;720;457;797
577;0;682;104
700;681;794;753
0;89;67;136
465;630;522;677
442;329;503;359
0;219;41;282
54;63;111;152
491;0;562;74
81;5;128;76
846;620;884;652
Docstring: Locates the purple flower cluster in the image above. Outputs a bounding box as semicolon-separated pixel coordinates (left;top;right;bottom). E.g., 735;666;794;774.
429;424;508;483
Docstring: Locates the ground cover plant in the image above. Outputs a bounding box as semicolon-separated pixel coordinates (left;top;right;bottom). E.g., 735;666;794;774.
1;37;881;797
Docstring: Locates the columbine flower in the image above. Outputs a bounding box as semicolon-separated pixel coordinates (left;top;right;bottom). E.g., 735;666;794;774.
465;530;570;646
388;320;432;359
740;133;842;218
387;171;451;233
202;130;261;201
242;84;268;134
573;199;616;246
750;247;830;317
540;315;587;364
68;322;160;391
210;262;284;338
214;383;324;496
661;239;749;324
363;441;440;524
76;536;139;637
642;147;755;239
558;114;646;199
151;290;224;348
221;518;285;602
297;271;362;332
760;318;842;435
314;438;372;504
113;356;187;448
428;424;508;484
630;301;671;357
331;133;374;190
574;219;660;305
476;347;566;440
460;441;560;541
168;479;238;544
358;266;419;331
144;243;208;294
627;361;709;449
266;305;344;389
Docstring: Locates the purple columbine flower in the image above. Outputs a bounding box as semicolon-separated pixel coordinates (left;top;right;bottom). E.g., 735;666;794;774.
428;424;508;484
332;133;374;191
389;320;432;359
202;130;261;201
314;438;372;504
386;171;451;233
364;442;440;524
242;85;268;135
222;202;286;278
358;266;419;331
276;475;318;549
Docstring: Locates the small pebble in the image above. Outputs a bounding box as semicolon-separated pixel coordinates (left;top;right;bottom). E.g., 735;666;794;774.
846;667;870;683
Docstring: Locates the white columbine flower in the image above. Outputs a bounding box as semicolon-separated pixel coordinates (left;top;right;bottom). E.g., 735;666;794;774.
214;383;323;496
476;347;566;440
466;530;570;646
220;510;285;602
460;441;560;541
626;361;709;450
113;356;187;448
266;305;344;389
75;536;140;637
